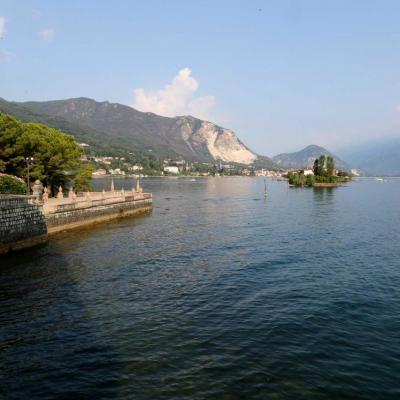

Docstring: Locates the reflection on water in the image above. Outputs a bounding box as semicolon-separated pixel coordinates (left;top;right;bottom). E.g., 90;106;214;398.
312;186;336;202
1;177;400;400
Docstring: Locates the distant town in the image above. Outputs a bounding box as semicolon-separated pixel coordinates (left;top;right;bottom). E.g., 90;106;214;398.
84;142;360;179
80;143;287;178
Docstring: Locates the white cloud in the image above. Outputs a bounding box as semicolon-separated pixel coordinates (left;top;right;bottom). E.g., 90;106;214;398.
39;29;55;42
0;16;6;38
0;17;13;63
132;67;215;120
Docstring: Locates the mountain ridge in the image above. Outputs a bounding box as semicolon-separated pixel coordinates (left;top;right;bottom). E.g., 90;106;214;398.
272;145;349;170
336;138;400;176
0;97;278;167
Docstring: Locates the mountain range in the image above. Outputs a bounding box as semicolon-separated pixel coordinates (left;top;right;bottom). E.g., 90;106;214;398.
0;97;276;167
336;138;400;176
1;96;399;175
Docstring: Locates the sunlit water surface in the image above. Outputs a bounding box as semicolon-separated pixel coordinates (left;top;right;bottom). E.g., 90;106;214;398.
1;177;400;399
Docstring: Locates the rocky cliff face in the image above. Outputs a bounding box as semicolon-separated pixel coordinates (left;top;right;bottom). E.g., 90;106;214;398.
176;117;257;164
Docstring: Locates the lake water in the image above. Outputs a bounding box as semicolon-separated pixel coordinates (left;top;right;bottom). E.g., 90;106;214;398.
1;177;400;400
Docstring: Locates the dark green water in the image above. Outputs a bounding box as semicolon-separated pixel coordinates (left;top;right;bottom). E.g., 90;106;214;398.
1;177;400;399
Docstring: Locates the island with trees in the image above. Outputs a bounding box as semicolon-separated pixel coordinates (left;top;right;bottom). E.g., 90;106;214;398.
286;155;351;187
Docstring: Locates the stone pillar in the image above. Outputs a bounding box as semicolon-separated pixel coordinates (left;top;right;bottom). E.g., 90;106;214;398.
136;176;141;193
32;180;44;203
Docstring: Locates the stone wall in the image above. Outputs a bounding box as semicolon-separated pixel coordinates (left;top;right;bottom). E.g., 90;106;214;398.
0;195;48;255
45;194;152;234
0;190;153;255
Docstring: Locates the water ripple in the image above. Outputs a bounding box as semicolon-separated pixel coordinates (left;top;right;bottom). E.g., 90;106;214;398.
1;178;400;399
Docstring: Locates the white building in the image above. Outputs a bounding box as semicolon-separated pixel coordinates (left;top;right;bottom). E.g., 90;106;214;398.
255;169;281;177
109;168;126;176
164;166;179;174
303;169;314;176
92;168;108;176
129;165;144;171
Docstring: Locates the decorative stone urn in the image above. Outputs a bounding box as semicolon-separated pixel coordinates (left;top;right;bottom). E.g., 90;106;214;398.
57;186;64;199
68;187;76;200
42;187;49;202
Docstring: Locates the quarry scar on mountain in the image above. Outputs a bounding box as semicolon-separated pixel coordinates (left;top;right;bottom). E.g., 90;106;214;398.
178;119;257;165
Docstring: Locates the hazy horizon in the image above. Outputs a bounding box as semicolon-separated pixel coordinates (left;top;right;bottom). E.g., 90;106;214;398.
2;0;400;154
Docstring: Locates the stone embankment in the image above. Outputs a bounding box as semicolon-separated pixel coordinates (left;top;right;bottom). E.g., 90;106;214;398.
0;195;48;254
0;180;152;254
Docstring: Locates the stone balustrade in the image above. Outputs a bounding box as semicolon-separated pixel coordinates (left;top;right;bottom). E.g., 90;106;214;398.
1;178;153;253
36;178;151;216
42;188;152;215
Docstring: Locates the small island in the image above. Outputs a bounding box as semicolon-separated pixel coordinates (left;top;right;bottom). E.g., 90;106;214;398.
286;155;351;187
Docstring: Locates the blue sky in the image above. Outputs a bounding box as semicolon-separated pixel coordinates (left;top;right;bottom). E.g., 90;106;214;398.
1;0;400;155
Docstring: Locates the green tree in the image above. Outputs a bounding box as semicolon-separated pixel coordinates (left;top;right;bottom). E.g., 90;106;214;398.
74;163;94;192
313;158;319;176
326;156;335;177
287;171;308;186
305;174;315;186
318;155;326;177
0;113;83;193
0;114;22;171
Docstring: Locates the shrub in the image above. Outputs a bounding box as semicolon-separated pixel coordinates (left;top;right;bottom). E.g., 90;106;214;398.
0;174;27;194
